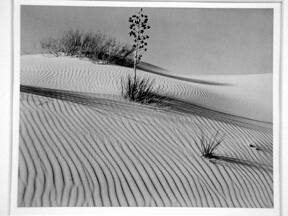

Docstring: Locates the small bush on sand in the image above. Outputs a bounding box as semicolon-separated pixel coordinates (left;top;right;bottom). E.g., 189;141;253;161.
41;29;134;67
193;131;224;159
121;8;158;105
121;75;165;104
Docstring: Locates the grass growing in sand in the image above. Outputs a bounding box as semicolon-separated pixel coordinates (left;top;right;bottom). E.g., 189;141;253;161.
193;131;225;159
121;8;159;105
41;29;134;67
121;75;166;104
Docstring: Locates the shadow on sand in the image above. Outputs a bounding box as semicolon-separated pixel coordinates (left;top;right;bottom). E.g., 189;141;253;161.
137;62;233;86
21;85;272;171
208;155;272;172
20;85;271;133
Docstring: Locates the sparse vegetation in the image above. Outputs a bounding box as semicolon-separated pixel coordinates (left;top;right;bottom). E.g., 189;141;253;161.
41;29;134;67
122;8;157;104
121;74;166;104
193;131;225;159
128;8;151;81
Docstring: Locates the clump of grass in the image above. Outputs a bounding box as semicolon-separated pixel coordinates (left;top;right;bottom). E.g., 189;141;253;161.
193;131;225;159
41;29;134;67
121;74;166;105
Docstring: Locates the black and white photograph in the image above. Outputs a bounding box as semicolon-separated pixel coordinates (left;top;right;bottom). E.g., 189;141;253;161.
15;1;279;210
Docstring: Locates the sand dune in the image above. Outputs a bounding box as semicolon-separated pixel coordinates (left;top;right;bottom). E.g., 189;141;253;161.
18;55;273;207
21;55;272;122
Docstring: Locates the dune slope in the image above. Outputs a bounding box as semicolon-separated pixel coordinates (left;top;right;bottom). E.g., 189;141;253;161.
21;55;272;122
18;55;273;207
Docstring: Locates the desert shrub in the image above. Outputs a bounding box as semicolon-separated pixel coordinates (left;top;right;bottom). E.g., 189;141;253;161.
40;38;63;57
41;29;134;66
121;74;165;104
193;131;225;159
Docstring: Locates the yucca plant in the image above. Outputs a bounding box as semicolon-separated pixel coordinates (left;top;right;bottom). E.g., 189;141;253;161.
128;8;151;82
193;131;225;159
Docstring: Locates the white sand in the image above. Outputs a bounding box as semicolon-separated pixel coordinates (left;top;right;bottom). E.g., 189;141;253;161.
173;72;272;122
21;55;272;122
18;55;273;207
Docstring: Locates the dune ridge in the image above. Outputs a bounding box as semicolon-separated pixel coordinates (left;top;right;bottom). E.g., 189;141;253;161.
18;55;273;207
21;55;272;122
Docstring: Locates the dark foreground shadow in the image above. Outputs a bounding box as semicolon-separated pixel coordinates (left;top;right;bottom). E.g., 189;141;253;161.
155;96;272;132
20;85;271;132
20;85;124;112
208;155;272;172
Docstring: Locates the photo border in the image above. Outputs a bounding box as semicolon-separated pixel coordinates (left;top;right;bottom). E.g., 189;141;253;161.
3;0;284;215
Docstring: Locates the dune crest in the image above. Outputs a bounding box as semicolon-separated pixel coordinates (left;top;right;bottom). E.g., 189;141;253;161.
21;55;272;122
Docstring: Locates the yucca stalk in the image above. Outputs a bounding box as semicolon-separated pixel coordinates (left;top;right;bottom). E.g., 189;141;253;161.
128;8;151;82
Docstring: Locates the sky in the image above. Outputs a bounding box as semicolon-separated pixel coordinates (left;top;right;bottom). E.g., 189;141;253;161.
21;6;273;75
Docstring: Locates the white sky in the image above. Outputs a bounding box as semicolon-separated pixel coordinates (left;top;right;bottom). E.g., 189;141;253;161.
21;6;273;75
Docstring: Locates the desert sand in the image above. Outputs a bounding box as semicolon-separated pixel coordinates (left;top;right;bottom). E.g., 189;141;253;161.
18;55;273;207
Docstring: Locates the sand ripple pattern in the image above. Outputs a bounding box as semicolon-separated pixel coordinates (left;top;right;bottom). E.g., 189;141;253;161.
21;55;209;102
18;90;273;207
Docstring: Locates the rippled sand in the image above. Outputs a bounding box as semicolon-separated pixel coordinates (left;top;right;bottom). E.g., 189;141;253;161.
18;55;273;207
